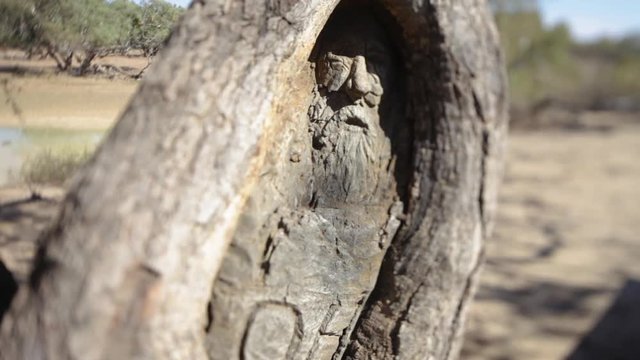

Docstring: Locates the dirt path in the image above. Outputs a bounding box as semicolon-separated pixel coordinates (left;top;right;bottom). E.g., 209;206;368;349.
462;115;640;359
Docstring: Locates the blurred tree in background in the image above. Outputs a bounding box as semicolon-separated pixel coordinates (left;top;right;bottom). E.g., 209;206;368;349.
490;0;640;114
1;0;638;107
0;0;39;50
0;0;184;75
130;0;183;58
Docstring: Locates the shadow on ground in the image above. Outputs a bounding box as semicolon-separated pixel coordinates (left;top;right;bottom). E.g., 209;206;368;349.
0;194;57;245
567;279;640;360
0;190;61;323
476;281;609;319
463;119;640;360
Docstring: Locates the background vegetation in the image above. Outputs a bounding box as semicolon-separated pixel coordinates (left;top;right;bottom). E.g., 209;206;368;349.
0;0;184;74
490;0;640;114
20;147;91;186
2;0;638;112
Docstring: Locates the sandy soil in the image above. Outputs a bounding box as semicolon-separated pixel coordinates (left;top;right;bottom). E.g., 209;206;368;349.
0;74;137;130
0;186;63;284
0;50;140;130
462;113;640;360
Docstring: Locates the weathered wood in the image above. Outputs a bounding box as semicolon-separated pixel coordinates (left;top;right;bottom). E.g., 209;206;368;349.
344;0;508;357
0;0;507;359
205;3;411;358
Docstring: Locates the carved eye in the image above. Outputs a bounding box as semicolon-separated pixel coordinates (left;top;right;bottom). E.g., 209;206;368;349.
317;53;353;91
328;59;348;72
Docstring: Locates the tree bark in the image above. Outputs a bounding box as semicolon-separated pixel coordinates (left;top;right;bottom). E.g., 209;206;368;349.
0;0;507;359
78;50;97;76
47;46;73;72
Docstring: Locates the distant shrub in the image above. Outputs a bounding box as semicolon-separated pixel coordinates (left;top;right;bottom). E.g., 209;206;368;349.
492;1;640;111
20;148;91;186
0;0;185;74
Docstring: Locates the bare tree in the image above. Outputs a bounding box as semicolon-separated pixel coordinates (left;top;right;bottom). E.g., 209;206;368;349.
0;0;507;359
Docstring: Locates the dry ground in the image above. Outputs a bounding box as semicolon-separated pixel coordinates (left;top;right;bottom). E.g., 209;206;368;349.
0;49;140;129
0;52;639;359
0;74;137;130
462;112;640;360
0;186;63;284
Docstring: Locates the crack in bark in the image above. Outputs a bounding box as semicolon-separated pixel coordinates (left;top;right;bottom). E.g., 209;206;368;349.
442;248;485;360
390;281;424;356
478;128;490;234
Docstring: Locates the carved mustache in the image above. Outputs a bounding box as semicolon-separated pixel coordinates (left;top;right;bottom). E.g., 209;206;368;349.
326;105;376;133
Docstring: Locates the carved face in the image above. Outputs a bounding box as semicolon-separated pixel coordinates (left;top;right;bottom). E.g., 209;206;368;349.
314;11;395;100
313;6;396;111
316;52;383;107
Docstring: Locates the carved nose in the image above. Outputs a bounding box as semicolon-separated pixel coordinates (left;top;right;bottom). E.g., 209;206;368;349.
345;56;383;106
348;56;372;96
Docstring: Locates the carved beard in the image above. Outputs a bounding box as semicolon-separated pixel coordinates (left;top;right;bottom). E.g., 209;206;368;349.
309;49;389;206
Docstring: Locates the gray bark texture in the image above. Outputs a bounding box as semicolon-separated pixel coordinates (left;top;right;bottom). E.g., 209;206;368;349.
0;0;507;359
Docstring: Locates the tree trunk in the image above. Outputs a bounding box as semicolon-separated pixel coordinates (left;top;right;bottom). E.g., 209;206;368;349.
78;50;97;76
0;0;507;359
47;47;74;72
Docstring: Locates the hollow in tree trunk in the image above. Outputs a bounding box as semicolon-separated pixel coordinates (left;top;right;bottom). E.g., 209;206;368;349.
0;0;507;359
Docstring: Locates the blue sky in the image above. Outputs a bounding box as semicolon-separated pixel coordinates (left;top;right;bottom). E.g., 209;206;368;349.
165;0;640;41
540;0;640;41
166;0;190;7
